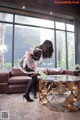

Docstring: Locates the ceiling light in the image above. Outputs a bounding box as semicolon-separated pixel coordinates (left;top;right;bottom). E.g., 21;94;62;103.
50;12;53;15
22;6;25;9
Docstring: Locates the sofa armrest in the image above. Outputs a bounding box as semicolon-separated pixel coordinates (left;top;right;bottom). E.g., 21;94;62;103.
0;72;9;83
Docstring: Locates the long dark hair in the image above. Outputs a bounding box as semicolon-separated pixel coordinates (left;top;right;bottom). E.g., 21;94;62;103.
39;40;54;59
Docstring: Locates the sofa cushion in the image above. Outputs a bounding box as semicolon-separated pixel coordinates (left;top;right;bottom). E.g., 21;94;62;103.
47;68;63;75
63;70;79;76
8;76;32;84
10;67;27;76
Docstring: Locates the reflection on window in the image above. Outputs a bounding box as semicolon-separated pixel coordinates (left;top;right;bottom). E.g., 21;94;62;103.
67;24;74;32
15;15;54;28
56;22;65;30
0;23;12;70
67;32;75;69
0;12;13;22
56;31;66;69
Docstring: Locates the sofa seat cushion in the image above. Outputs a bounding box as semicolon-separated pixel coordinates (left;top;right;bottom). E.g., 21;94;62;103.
8;76;32;84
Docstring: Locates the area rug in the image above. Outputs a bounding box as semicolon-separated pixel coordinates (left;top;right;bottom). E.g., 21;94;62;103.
0;93;80;120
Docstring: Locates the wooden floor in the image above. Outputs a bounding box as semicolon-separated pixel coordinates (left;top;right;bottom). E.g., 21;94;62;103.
0;93;80;120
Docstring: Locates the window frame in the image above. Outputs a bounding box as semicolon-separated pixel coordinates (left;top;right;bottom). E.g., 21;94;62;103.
0;11;75;70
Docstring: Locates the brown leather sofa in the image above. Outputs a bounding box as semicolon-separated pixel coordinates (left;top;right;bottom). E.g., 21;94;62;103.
0;67;79;94
0;72;8;94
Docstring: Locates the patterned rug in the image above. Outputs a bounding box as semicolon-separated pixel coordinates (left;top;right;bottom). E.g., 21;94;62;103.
0;93;80;120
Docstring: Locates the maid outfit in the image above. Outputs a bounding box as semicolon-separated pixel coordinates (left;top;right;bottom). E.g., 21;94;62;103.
19;47;43;74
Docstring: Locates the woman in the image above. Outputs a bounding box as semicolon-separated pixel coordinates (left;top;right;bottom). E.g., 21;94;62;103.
19;40;54;102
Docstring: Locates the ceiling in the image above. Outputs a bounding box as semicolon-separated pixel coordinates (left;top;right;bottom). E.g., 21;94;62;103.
0;0;80;18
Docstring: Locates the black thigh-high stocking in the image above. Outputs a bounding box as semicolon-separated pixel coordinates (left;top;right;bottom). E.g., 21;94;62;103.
24;74;38;98
31;74;38;97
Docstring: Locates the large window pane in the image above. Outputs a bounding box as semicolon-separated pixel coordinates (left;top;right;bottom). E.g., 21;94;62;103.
14;25;40;66
15;15;54;28
67;32;75;69
0;23;12;70
66;24;74;32
56;31;66;68
38;28;55;68
0;12;13;22
55;22;65;30
14;25;55;67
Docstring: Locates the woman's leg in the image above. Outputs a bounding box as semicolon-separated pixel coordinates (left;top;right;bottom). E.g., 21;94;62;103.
24;74;38;102
31;74;38;98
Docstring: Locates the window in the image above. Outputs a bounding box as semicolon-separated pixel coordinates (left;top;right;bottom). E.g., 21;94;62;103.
14;25;40;66
0;12;13;22
55;22;65;30
56;31;66;69
15;15;54;28
67;24;75;69
66;24;74;32
67;32;75;69
0;12;75;70
14;25;55;68
0;23;12;70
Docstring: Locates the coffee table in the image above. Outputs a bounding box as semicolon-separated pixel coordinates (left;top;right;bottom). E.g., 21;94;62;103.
39;75;80;112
